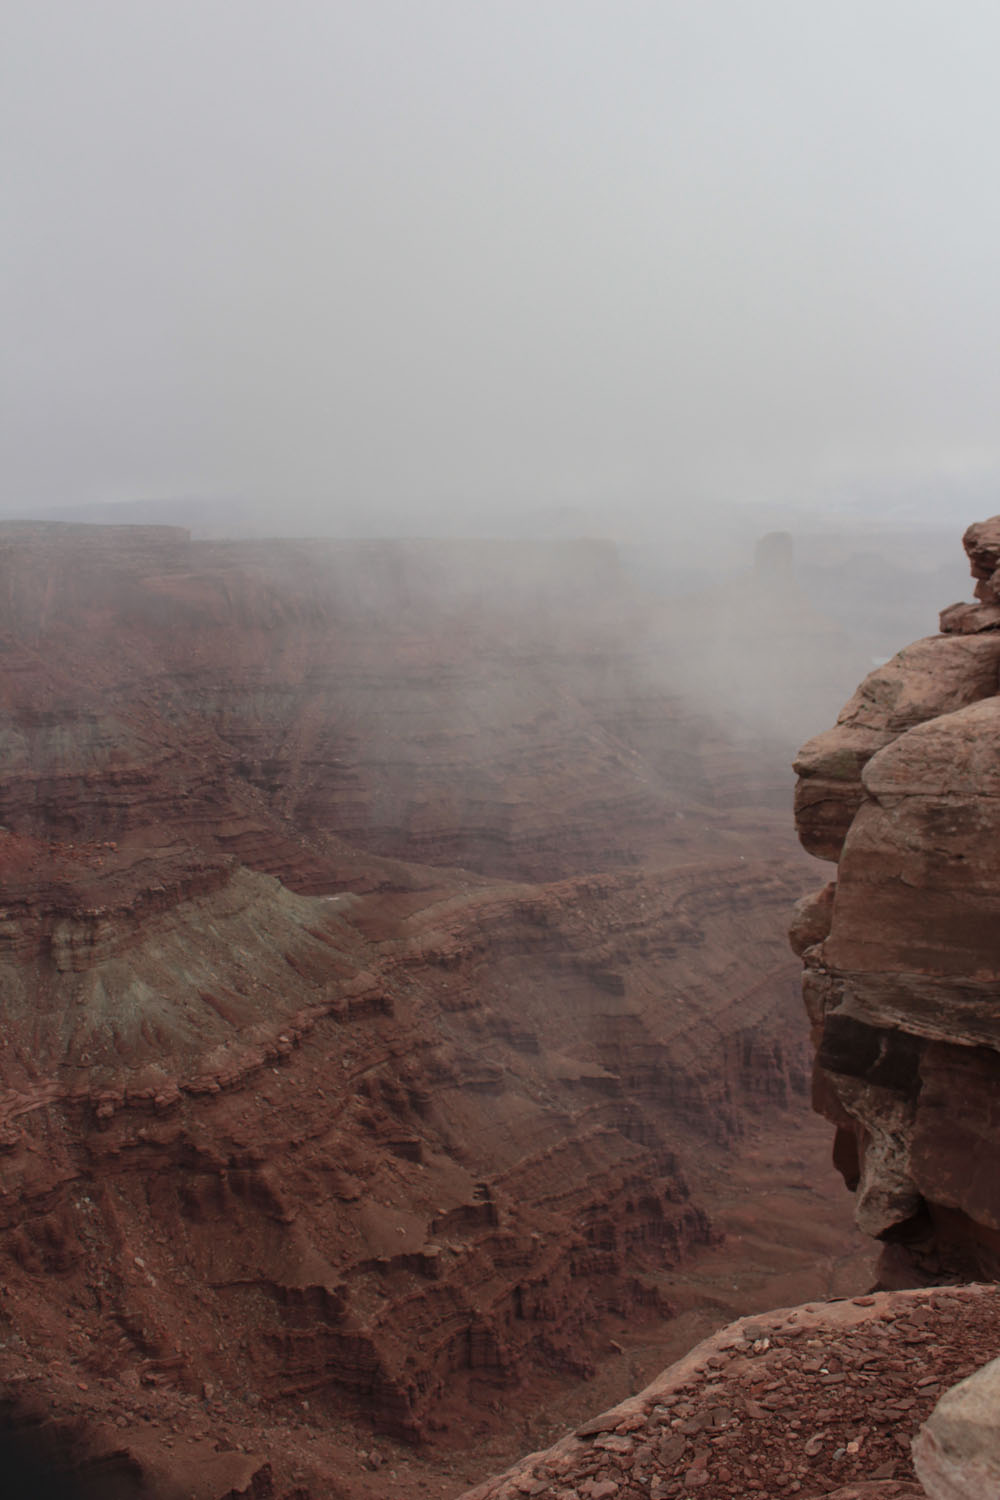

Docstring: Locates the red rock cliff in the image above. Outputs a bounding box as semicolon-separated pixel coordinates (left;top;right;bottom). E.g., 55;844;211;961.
793;516;1000;1282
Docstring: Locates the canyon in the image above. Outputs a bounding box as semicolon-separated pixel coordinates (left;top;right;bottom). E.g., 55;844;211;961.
0;518;878;1498
462;512;1000;1500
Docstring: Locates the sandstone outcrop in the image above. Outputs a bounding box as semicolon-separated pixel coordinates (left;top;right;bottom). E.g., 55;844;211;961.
0;521;851;1499
913;1354;1000;1500
792;516;1000;1279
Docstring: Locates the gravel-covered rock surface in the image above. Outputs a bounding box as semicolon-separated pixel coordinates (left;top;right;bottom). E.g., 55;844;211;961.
460;1286;1000;1499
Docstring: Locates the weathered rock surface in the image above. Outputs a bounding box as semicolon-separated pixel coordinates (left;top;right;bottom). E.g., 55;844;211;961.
792;633;1000;861
0;521;854;1499
458;1285;1000;1500
913;1355;1000;1500
792;515;1000;1280
937;514;1000;637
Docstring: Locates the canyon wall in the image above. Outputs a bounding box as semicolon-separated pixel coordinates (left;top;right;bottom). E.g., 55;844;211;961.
0;521;846;1499
792;516;1000;1282
0;524;796;886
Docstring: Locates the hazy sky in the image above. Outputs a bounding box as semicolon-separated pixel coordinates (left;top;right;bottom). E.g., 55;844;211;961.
5;1;1000;519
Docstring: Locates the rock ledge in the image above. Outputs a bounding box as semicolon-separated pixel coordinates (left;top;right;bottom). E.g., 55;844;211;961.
460;1285;1000;1500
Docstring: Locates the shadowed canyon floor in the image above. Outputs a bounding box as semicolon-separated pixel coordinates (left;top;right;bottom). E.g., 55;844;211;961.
0;522;881;1498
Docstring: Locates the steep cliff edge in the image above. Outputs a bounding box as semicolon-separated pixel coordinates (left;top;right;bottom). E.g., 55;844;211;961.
459;1284;1000;1500
792;516;1000;1282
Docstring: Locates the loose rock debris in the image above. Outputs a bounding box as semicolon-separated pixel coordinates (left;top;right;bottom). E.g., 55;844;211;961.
460;1285;1000;1499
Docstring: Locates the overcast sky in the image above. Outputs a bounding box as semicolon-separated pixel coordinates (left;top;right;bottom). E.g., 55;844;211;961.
5;0;1000;522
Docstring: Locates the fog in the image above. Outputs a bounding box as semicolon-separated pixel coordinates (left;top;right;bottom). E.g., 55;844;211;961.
5;1;1000;527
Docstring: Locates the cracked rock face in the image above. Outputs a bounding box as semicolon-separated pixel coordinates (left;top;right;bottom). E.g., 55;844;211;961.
792;516;1000;1281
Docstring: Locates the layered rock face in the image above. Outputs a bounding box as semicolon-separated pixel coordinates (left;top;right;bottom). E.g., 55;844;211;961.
0;524;794;888
0;522;836;1498
792;516;1000;1281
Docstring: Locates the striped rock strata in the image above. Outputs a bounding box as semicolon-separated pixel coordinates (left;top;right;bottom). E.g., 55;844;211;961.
792;517;1000;1280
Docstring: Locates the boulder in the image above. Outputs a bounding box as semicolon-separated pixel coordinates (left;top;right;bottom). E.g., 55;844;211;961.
913;1356;1000;1499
